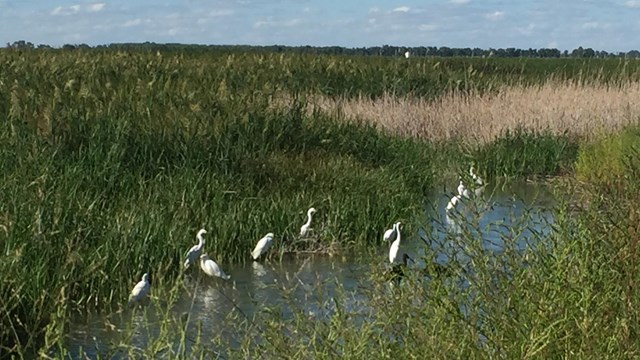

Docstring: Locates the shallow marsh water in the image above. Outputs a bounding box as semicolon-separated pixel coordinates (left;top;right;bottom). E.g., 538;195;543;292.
66;179;554;358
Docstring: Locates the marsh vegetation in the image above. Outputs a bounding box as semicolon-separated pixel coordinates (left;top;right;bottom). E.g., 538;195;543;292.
1;49;639;358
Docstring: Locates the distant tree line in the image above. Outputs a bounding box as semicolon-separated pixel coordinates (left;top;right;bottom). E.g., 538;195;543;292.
5;40;640;59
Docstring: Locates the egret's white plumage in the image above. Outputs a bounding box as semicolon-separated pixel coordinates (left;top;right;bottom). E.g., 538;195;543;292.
389;223;402;264
446;194;462;213
251;232;274;260
404;51;410;58
184;229;207;269
445;194;463;234
470;166;483;186
384;222;401;244
128;273;150;305
200;254;231;280
300;207;317;237
457;180;471;198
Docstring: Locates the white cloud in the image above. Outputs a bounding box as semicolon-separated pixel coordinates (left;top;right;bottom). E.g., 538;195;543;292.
209;9;234;17
547;40;558;48
485;11;504;21
87;3;105;12
123;19;142;27
253;18;301;29
392;6;410;13
51;5;80;16
625;0;640;8
418;24;437;31
51;3;104;15
516;23;536;35
449;0;471;4
582;21;608;30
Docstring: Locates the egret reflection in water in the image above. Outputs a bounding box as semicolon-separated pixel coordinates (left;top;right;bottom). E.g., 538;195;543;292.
66;180;554;359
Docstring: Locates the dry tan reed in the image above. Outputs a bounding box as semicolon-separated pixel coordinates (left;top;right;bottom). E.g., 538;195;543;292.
301;80;640;144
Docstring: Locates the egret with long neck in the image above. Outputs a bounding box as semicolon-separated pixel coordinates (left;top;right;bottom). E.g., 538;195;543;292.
300;207;317;237
184;229;207;269
384;221;401;245
389;223;403;264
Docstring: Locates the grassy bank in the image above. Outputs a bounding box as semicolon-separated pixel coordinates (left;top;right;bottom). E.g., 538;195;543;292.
0;49;637;357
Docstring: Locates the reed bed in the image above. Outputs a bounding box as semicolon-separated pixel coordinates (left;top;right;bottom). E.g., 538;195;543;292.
304;80;640;143
0;48;639;357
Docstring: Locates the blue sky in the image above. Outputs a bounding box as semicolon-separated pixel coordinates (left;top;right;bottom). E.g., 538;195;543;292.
1;0;639;52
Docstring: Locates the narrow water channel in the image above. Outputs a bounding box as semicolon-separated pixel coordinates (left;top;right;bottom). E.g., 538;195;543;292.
65;179;554;358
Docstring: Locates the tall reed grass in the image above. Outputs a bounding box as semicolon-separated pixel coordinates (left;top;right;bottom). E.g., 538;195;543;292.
0;48;638;357
304;80;640;143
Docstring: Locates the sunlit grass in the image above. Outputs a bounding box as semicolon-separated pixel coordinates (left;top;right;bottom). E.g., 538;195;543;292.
1;49;639;357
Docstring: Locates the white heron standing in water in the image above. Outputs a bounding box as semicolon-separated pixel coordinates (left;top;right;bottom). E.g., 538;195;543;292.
389;222;403;264
300;207;317;237
200;253;231;280
251;232;274;260
446;194;462;213
470;165;486;196
184;228;207;269
470;166;484;186
384;221;401;244
445;194;463;234
457;180;471;198
128;273;150;306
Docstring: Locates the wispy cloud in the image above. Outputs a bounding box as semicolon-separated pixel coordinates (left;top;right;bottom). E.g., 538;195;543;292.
418;24;437;31
51;5;80;16
625;0;640;8
515;23;536;35
209;9;233;17
253;18;301;29
87;3;105;13
122;19;142;27
392;6;410;13
51;3;104;16
485;11;504;21
449;0;471;4
582;21;608;30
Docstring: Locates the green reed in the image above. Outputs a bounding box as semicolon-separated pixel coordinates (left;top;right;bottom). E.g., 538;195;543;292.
0;48;636;357
61;173;640;359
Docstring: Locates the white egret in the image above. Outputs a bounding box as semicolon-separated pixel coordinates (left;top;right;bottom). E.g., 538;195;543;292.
457;180;471;198
470;166;484;186
184;228;207;269
200;253;231;280
383;221;401;244
445;194;463;234
300;207;317;237
251;232;274;260
128;273;150;306
446;194;462;213
389;222;403;264
470;166;486;196
404;51;410;58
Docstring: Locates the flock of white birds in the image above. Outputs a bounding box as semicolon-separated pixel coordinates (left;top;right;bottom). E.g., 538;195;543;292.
128;207;319;305
128;168;484;305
